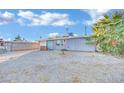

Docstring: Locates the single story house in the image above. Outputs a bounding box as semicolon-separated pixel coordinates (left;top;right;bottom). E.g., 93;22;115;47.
39;36;96;52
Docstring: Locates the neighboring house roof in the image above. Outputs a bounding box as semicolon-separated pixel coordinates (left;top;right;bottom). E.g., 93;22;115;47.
4;41;39;44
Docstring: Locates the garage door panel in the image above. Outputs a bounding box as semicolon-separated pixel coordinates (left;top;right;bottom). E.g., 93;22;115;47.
66;38;95;51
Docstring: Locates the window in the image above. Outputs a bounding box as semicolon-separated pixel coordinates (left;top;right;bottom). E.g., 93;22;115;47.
56;40;61;46
56;40;65;46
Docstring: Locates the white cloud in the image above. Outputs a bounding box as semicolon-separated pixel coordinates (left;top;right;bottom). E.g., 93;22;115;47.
48;32;59;38
4;38;11;41
17;10;75;26
73;34;78;37
0;11;15;25
18;10;36;20
17;18;26;26
0;35;11;41
83;9;110;25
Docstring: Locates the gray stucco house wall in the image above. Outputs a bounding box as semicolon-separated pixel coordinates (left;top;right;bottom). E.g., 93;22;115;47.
46;36;96;52
66;38;95;51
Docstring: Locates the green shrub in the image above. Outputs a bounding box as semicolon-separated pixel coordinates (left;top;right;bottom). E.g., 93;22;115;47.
96;31;124;54
92;11;124;54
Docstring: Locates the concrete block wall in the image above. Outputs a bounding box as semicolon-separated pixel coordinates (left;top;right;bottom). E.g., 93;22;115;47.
4;41;40;51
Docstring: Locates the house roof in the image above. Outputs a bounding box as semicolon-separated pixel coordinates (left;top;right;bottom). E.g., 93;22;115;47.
39;36;92;42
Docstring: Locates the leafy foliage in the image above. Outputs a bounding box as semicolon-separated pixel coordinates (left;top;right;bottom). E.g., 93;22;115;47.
83;36;96;45
15;35;22;41
93;11;124;54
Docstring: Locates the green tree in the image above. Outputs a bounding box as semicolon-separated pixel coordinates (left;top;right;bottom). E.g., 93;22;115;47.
93;11;124;54
15;35;22;41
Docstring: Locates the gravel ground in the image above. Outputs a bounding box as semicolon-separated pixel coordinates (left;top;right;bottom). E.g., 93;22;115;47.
0;50;124;83
0;51;33;63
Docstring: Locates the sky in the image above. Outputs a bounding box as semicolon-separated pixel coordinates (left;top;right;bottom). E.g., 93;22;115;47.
0;9;116;41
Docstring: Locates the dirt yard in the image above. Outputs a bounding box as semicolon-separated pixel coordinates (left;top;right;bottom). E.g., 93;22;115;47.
0;50;124;83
